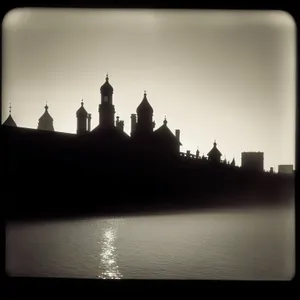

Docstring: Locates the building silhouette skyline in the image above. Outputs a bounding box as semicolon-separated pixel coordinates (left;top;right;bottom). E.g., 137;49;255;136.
2;74;295;220
3;74;293;172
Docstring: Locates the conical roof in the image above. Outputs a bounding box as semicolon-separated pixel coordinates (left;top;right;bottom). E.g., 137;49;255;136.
3;104;17;127
153;117;182;146
100;74;113;94
76;100;88;117
38;103;54;131
3;114;17;127
207;141;222;157
136;91;153;114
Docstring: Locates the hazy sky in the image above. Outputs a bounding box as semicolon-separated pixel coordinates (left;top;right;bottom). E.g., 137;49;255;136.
1;8;296;171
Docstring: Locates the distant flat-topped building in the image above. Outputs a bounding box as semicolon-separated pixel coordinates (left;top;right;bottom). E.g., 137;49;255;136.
278;165;293;174
241;152;264;172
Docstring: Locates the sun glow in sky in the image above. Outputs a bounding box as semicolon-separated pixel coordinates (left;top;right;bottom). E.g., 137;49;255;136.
1;8;296;171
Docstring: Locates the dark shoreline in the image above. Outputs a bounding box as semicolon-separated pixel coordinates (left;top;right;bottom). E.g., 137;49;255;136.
6;183;294;222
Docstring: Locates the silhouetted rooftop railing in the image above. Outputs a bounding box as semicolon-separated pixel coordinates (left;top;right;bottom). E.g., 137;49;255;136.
180;152;205;160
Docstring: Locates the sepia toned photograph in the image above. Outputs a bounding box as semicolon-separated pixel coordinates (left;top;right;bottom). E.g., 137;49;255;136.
3;8;295;280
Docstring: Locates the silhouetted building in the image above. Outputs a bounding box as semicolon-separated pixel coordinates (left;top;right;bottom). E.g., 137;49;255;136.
38;103;54;131
3;104;17;127
207;141;222;163
241;152;264;171
278;165;293;174
2;75;266;172
2;73;295;221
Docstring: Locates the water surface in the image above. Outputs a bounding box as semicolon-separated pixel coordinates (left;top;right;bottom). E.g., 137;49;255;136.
6;206;295;280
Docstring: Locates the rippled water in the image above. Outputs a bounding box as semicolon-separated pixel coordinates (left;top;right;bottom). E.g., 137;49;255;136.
5;205;295;280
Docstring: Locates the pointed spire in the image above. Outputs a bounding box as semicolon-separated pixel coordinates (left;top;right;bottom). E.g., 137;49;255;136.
38;102;54;131
163;115;167;126
76;99;88;117
100;73;113;94
3;103;17;127
137;90;153;114
207;139;222;161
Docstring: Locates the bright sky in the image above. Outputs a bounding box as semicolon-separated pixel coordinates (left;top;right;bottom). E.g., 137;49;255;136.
1;8;296;171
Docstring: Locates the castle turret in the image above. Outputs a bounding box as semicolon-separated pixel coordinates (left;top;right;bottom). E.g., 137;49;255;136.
207;140;222;163
76;100;88;135
99;74;115;128
37;103;54;131
136;91;154;135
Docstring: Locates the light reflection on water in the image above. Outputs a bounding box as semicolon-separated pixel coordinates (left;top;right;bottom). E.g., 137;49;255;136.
98;220;123;279
5;205;295;280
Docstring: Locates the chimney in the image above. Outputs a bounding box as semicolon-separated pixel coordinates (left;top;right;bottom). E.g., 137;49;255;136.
131;114;137;136
187;150;190;158
87;114;91;132
175;129;180;142
119;120;124;132
116;119;124;131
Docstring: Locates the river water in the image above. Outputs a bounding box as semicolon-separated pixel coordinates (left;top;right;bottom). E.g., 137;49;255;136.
6;205;295;280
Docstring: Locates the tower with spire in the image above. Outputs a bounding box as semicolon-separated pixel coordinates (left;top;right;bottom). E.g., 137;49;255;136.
99;74;115;128
37;103;54;131
76;99;88;134
136;91;154;135
207;140;222;163
3;103;17;127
